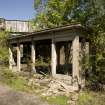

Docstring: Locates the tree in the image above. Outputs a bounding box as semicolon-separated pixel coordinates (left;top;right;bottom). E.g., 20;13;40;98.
33;0;105;30
33;0;79;30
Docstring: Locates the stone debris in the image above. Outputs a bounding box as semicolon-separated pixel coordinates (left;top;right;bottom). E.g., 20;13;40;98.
28;74;79;96
42;79;79;96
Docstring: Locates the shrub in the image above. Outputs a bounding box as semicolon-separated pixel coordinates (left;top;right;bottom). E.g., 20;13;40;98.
0;31;9;65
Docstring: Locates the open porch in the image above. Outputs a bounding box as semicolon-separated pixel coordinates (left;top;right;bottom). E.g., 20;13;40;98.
8;24;89;88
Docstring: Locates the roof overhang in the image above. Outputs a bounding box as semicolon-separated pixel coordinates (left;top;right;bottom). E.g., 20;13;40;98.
8;24;91;44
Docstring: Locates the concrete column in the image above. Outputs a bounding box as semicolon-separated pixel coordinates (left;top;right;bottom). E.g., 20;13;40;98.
31;41;36;72
51;39;57;77
72;35;80;80
9;47;13;69
17;43;21;71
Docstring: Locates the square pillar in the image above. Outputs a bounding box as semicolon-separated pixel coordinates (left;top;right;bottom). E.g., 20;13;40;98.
72;35;80;80
31;41;36;72
9;47;13;69
51;39;57;77
17;43;21;71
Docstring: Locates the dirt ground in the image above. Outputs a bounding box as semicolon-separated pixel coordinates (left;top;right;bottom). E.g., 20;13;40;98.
0;84;52;105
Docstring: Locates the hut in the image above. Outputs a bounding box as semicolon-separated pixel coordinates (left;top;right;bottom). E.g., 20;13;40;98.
8;24;90;88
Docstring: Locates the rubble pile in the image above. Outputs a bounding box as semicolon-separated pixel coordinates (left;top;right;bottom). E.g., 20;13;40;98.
28;74;79;96
42;79;79;96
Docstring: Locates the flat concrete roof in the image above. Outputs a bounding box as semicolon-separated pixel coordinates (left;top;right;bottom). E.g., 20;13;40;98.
9;24;90;40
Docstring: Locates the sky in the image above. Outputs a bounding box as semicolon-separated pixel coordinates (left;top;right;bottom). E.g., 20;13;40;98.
0;0;35;20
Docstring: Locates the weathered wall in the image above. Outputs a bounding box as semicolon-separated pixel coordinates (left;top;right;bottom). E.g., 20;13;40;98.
0;18;33;32
5;20;33;32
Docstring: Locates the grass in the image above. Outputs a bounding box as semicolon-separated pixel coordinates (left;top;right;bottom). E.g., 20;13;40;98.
42;92;105;105
77;91;105;105
42;95;69;105
0;67;105;105
0;67;70;105
0;68;31;92
0;67;47;93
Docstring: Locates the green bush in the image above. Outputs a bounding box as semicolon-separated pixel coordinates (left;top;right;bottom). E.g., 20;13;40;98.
0;31;9;65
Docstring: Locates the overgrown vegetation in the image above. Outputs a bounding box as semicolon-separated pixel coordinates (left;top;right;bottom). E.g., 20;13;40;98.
0;31;9;65
0;68;69;105
0;68;31;92
36;56;50;67
1;67;105;105
33;0;105;91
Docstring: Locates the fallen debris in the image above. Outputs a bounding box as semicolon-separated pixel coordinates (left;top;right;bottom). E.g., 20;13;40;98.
42;79;79;96
28;74;79;96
